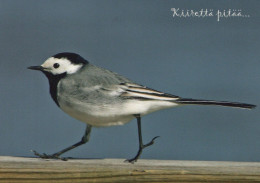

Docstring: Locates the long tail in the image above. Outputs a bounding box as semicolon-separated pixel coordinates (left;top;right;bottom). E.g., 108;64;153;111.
175;98;256;109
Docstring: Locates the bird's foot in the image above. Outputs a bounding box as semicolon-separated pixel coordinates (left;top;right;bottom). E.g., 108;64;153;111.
125;136;160;163
31;150;68;161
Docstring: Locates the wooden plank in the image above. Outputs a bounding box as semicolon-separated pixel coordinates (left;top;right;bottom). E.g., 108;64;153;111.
0;156;260;182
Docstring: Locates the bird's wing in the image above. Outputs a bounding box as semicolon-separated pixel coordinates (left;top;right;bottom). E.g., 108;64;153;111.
102;82;180;101
74;64;180;101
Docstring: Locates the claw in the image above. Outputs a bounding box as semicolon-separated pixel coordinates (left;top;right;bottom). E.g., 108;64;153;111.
144;136;160;147
125;136;160;163
31;150;68;161
124;158;136;164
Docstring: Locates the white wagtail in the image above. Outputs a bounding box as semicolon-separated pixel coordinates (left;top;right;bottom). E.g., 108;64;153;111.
28;52;256;162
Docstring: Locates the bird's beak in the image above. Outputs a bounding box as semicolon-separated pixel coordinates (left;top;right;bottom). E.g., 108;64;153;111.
27;66;44;71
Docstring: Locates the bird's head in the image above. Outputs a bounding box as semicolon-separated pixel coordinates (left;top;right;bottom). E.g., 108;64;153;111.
28;52;88;77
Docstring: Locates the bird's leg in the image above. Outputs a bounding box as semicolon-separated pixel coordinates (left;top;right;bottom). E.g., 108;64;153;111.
126;114;160;163
33;124;92;160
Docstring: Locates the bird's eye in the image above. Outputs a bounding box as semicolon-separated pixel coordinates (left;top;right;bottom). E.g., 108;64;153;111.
53;63;60;69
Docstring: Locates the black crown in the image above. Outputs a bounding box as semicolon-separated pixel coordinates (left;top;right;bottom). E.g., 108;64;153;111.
53;52;89;64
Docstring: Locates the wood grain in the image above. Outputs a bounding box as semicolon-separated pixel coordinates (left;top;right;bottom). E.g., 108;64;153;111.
0;156;260;182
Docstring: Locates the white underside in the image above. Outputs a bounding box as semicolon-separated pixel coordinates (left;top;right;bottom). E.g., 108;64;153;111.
59;99;178;127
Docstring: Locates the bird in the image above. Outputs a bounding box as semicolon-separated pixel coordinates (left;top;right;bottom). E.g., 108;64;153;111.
28;52;256;163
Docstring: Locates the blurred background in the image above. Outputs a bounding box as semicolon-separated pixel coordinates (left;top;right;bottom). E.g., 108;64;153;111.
0;0;259;162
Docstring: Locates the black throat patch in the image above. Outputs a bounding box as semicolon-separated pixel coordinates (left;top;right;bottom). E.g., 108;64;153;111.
43;72;67;107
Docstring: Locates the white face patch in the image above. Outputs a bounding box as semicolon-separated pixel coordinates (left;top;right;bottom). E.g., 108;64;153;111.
41;57;83;75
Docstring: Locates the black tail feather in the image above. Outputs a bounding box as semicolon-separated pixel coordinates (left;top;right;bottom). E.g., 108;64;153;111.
175;98;256;109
